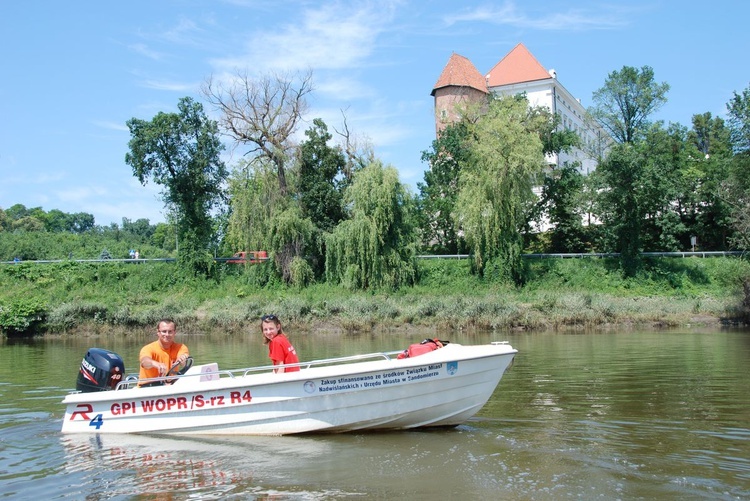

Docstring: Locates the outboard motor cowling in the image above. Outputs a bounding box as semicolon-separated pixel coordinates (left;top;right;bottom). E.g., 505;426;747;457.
76;348;125;392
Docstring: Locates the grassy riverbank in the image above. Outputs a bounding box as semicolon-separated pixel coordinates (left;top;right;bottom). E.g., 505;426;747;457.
2;256;749;336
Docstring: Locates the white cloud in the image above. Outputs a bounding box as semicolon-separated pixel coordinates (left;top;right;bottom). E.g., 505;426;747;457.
444;1;628;31
5;170;66;185
57;185;109;203
315;74;376;101
140;79;197;92
213;2;397;74
128;43;165;61
161;17;206;46
92;120;129;132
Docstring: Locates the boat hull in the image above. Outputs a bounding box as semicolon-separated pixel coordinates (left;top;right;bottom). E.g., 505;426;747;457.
61;343;516;436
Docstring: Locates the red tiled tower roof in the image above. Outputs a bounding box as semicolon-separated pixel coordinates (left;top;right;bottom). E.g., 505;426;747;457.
431;52;488;96
485;43;552;87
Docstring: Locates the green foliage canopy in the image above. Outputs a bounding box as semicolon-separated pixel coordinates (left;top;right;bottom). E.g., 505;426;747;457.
593;143;643;275
538;165;588;253
590;65;670;144
454;95;545;282
125;97;227;276
224;159;279;255
593;125;692;275
0;204;95;234
325;161;418;290
418;121;470;253
297;118;347;233
725;83;750;248
727;83;750;154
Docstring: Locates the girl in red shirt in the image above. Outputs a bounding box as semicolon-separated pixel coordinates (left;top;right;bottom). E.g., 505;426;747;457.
261;314;300;373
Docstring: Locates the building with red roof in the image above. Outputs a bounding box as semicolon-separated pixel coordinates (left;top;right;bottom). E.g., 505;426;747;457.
431;43;610;176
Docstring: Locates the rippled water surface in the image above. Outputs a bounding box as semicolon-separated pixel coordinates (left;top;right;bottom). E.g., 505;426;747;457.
1;329;749;499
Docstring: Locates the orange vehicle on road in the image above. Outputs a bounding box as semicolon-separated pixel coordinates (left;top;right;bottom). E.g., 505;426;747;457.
226;251;268;264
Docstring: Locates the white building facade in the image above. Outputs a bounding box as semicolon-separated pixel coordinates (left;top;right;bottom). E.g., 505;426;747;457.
433;43;610;176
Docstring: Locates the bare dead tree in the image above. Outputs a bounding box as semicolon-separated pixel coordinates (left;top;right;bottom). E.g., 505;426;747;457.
202;69;314;195
332;108;374;183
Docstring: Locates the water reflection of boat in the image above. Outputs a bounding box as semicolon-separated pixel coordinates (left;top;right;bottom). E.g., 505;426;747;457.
61;432;334;476
60;433;319;497
61;342;517;436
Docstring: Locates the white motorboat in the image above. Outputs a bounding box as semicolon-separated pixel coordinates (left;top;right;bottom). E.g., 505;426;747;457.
61;341;517;436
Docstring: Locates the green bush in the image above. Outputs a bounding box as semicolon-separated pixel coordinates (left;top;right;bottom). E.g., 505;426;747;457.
289;257;314;288
0;297;47;334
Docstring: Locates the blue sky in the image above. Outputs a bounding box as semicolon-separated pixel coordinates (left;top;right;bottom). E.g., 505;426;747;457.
2;1;748;226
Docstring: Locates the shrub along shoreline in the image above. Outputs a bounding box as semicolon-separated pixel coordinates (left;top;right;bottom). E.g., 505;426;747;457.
1;257;748;337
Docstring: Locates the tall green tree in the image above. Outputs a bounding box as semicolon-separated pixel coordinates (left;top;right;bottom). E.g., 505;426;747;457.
538;165;588;253
325;161;418;290
418;121;471;253
684;113;734;250
594;123;689;275
590;65;670;144
636;124;688;252
593;143;643;276
42;210;95;233
151;222;177;252
11;216;44;233
727;84;750;154
43;210;72;233
125;97;227;276
690;112;732;158
725;83;750;248
525;104;582;251
270;205;317;287
4;204;32;221
453;95;545;282
0;208;8;232
69;213;95;233
297;118;347;233
121;218;155;242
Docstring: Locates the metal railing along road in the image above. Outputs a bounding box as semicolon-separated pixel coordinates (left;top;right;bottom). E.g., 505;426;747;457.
1;251;746;265
418;251;745;259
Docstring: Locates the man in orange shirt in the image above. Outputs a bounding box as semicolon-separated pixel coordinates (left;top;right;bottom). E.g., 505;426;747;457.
139;318;190;386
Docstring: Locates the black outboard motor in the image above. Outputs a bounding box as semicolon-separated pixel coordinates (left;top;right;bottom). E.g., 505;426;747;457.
75;348;125;392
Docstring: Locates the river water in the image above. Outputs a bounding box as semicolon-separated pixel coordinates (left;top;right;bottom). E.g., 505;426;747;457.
1;329;749;500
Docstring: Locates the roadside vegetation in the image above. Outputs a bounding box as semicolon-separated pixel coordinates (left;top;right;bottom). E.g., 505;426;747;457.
3;68;750;336
2;256;748;336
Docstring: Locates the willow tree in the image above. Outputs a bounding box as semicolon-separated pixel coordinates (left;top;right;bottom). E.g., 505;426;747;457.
325;161;418;290
224;158;315;286
270;205;316;286
224;158;280;254
453;95;545;283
